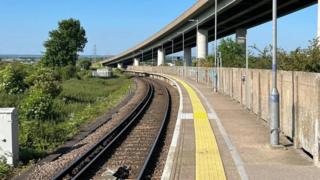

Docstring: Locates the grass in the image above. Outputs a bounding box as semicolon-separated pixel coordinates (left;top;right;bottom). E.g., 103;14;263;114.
19;75;132;161
0;73;132;178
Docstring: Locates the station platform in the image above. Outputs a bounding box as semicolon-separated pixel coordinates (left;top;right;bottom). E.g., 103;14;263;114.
161;75;320;180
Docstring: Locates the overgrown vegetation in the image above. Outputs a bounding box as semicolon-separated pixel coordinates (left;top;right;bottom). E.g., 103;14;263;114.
0;157;12;179
194;38;320;73
0;64;29;94
0;18;133;179
0;62;132;165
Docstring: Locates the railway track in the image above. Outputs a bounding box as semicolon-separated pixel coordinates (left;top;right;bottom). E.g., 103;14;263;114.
53;78;171;180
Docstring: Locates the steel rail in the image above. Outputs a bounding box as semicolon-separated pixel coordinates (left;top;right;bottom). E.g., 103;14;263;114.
53;79;154;180
136;85;171;179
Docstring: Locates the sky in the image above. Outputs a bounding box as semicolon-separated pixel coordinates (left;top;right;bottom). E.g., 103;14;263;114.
0;0;317;56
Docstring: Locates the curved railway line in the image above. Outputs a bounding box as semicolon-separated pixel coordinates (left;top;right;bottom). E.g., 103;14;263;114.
52;78;172;180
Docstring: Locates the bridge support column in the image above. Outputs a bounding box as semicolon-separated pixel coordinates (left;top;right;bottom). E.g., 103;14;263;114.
133;58;140;66
184;47;192;66
236;28;247;55
117;63;123;69
197;29;208;59
157;48;165;66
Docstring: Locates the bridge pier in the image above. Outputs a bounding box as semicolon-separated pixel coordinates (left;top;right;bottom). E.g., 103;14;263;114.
197;29;208;59
157;48;165;66
133;58;140;66
117;63;123;69
236;28;247;54
184;47;192;66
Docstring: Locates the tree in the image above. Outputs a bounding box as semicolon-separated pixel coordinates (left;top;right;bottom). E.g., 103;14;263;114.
79;60;92;70
218;38;244;68
41;19;87;67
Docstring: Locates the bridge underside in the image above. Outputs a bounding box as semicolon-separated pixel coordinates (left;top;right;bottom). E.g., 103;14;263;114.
104;0;317;66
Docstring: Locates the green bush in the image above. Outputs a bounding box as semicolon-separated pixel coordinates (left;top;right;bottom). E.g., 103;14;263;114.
218;38;245;68
59;65;77;80
113;68;124;74
0;92;24;107
78;60;92;70
18;76;132;162
0;64;28;94
0;157;12;179
212;37;320;73
20;89;53;121
76;69;91;80
25;67;62;97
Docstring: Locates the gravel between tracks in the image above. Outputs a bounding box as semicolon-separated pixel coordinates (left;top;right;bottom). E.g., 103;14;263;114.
26;78;147;180
90;78;179;180
148;79;179;180
91;78;169;179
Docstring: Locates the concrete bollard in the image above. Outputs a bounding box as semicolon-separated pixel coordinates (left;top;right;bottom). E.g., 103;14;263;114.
0;108;19;166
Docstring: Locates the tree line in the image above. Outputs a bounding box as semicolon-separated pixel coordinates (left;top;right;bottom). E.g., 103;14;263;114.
191;38;320;73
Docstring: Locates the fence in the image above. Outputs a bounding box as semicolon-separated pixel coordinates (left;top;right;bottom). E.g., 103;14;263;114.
128;66;320;163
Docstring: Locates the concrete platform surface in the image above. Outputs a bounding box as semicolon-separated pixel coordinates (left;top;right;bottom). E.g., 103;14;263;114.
165;75;320;180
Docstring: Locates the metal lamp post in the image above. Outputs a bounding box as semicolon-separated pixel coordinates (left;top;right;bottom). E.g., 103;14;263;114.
245;33;249;109
177;31;185;76
270;0;280;146
214;0;218;92
189;19;199;82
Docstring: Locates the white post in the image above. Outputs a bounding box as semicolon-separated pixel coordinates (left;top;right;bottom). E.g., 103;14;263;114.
197;29;208;59
0;108;19;166
157;47;165;66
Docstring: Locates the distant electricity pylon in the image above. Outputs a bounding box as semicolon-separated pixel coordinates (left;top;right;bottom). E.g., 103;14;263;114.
93;44;97;61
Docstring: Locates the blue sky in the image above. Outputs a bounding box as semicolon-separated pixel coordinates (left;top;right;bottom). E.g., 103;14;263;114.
0;0;317;55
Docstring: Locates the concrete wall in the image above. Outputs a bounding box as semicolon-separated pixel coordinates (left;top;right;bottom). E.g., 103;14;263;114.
128;66;320;162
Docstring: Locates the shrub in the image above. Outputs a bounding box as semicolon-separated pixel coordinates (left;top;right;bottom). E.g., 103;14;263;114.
0;64;28;94
0;92;24;107
25;67;62;97
20;89;53;121
113;68;124;74
0;157;12;179
79;60;92;70
76;69;91;80
59;65;77;80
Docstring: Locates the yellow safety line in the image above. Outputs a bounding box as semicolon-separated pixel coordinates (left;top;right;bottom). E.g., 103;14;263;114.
171;76;226;180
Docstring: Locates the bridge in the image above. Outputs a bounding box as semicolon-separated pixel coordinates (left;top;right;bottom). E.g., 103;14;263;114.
100;0;320;179
101;0;317;67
